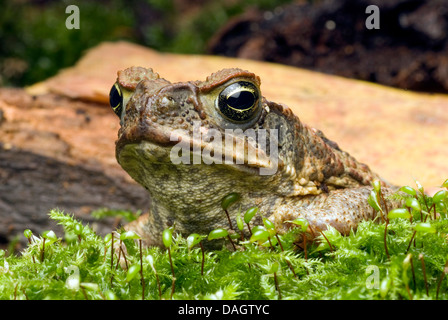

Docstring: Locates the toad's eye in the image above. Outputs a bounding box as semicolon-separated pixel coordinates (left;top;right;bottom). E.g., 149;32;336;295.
109;82;123;117
217;81;260;122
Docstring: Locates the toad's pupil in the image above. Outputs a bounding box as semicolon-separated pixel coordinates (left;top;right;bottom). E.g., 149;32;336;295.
109;83;123;117
227;90;255;110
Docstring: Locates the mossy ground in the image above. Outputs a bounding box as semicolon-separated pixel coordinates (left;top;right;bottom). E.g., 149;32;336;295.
1;181;447;300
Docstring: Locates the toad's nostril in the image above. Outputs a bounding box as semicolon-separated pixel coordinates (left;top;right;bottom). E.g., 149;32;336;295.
153;96;176;116
160;96;173;106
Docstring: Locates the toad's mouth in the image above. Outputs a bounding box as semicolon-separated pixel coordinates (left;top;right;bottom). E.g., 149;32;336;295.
116;139;282;211
116;124;282;177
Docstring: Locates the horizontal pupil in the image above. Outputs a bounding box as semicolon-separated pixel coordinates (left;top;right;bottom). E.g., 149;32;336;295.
109;84;123;116
227;91;254;110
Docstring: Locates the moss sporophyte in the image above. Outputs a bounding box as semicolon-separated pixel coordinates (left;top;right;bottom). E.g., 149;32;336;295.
1;179;448;300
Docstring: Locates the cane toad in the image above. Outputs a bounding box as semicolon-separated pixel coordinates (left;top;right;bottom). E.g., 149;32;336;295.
110;67;399;246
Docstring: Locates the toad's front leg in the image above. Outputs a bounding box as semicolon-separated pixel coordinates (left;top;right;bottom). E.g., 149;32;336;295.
270;186;402;237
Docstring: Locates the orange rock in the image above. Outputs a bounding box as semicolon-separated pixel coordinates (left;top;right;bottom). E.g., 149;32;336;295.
27;41;448;188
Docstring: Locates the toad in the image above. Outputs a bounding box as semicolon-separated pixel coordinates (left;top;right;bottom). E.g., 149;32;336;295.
110;67;400;246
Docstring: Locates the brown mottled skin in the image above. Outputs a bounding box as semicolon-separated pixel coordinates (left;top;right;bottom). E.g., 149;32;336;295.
112;66;400;246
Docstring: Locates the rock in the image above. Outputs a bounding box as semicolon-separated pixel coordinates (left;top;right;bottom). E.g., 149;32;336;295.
27;41;448;188
0;88;149;249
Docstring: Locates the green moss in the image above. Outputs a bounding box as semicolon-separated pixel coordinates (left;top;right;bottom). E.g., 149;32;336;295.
1;179;448;300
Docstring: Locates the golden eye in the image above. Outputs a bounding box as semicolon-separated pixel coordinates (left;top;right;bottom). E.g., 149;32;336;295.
109;82;123;117
217;81;260;122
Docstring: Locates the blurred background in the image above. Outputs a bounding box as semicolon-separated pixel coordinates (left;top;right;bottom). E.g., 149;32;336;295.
1;0;448;93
